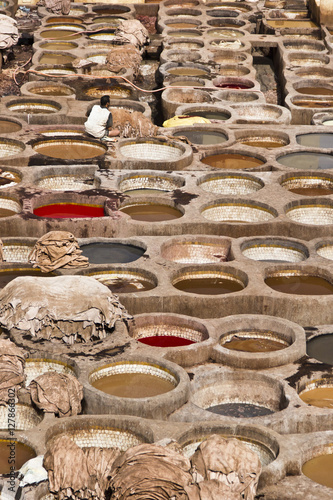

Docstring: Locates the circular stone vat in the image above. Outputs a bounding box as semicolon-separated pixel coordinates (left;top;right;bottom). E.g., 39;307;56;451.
7;99;61;114
81;83;133;100
299;377;333;409
45;16;84;24
264;268;333;295
212;314;305;369
38;51;76;65
33;65;77;77
38;127;84;137
192;372;288;418
39;41;78;50
296;133;333;148
119;200;183;222
86;52;108;64
295;67;333;79
36;174;96;191
201;200;277;223
92;5;130;15
33;138;106;160
165;8;201;17
206;28;245;38
283;40;326;51
198;173;263;196
165;29;202;38
87;268;156;293
287;53;330;67
33;202;105;219
0;404;42;431
172;267;246;295
80;241;145;264
40;29;82;40
277;152;333;170
161;49;200;64
0;118;22;133
164;19;201;30
213;65;250;77
317;241;333;261
173;127;228;146
88;31;116;41
0;440;36;474
237;132;290;149
0;170;21;189
92;16;126;26
216;90;260;103
25;358;75;386
128;313;209;348
0;138;24;158
165;65;209;78
307;332;333;365
280;173;333;196
163;88;212;106
201;152;266;170
302;446;333;489
164;39;204;50
291;96;333;108
168;78;205;87
179;425;278;466
232;104;285;123
161;236;231;264
118;172;184;195
23;82;75;97
119;138;185;162
89;361;178;398
213;77;254;90
209;39;244;51
241;238;308;262
0;197;21;217
295;85;333;96
207;9;239;18
2;242;35;263
182;107;231;121
286;200;333;225
0;268;56;288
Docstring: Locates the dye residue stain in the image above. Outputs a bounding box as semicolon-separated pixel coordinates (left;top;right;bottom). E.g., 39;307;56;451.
120;204;182;222
207;402;274;418
265;275;333;295
80;243;145;264
300;387;333;408
138;336;195;347
223;336;287;352
201;153;264;169
307;334;333;365
0;441;36;474
97;276;154;294
302;454;333;489
174;277;243;295
34;204;105;218
92;373;175;398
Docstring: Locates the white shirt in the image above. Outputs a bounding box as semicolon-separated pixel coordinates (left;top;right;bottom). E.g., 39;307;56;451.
84;105;111;139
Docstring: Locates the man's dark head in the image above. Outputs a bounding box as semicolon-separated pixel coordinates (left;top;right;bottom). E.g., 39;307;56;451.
100;95;110;107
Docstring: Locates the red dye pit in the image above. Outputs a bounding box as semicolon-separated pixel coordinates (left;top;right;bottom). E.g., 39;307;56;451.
34;203;105;218
138;336;195;347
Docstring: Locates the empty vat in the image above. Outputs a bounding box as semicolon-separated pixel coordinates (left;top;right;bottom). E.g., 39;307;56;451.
201;200;277;223
198;173;264;195
7;99;61;114
0;138;24;158
118;172;184;195
286;201;333;224
241;238;308;262
161;236;230;264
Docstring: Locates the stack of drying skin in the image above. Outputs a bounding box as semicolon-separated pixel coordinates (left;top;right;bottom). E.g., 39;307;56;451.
0;339;25;405
44;435;261;500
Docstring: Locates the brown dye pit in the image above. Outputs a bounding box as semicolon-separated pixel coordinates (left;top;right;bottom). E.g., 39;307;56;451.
168;31;202;38
169;80;205;87
40;30;82;40
29;85;74;97
120;204;183;222
267;19;317;28
0;269;55;288
40;42;78;50
46;17;83;24
0;120;21;133
265;275;333;295
0;441;36;474
294;100;333;108
174;277;244;295
302;454;333;488
167;22;199;29
92;7;130;14
39;53;75;65
223;335;287;352
300;387;333;408
288;187;333;196
201;153;265;169
167;67;208;77
33;140;106;160
0;207;19;218
92;373;175;398
239;138;286;148
296;87;333;96
84;86;131;99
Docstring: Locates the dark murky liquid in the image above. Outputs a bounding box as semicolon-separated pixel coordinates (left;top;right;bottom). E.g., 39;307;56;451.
185;111;230;121
240;139;285;148
93;7;129;14
201;153;264;169
300;387;333;408
0;120;21;133
80;243;145;264
223;336;286;352
277;152;333;170
92;373;175;398
174;277;244;295
0;441;36;475
207;402;274;417
138;336;195;347
168;67;208;77
120;204;182;222
34;204;105;218
288;186;333;196
307;334;333;365
296;87;333;96
296;133;333;148
96;276;155;293
33;141;106;159
302;454;333;488
265;275;333;295
39;53;75;64
0;269;55;288
214;83;250;89
174;130;227;145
